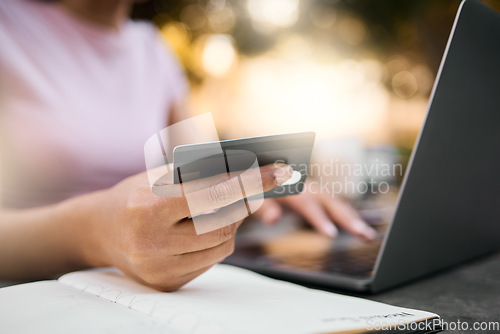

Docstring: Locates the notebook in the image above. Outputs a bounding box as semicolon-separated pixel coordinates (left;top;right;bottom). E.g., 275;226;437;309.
0;264;441;334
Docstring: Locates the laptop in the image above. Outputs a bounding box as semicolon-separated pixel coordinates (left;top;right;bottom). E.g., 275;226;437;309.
224;0;500;293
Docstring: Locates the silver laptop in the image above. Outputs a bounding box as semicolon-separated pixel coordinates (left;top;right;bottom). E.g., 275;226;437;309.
225;0;500;293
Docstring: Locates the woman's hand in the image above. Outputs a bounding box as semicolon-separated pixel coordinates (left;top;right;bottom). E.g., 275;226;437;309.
254;182;377;241
75;164;292;291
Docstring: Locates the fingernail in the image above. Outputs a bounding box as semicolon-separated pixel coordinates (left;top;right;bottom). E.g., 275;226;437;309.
262;206;280;224
353;220;377;240
362;227;377;241
274;164;293;185
321;221;338;238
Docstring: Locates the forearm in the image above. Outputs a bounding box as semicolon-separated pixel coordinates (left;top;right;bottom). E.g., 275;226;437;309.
0;191;106;280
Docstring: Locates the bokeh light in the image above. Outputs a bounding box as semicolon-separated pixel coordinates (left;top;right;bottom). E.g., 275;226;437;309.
180;5;206;31
338;16;366;45
309;4;337;30
201;34;237;77
247;0;299;30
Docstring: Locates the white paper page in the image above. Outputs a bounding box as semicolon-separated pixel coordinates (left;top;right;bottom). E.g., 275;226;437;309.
0;281;187;334
59;265;439;334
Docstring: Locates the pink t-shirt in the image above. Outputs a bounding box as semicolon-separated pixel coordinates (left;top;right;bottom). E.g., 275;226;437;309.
0;0;188;208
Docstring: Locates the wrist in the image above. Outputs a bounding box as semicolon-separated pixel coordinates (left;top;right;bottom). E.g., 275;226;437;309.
57;189;111;269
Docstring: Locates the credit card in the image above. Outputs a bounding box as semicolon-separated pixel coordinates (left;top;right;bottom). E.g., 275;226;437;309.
173;132;315;198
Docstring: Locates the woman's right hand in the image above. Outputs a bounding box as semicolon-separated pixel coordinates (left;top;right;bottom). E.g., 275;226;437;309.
74;164;292;291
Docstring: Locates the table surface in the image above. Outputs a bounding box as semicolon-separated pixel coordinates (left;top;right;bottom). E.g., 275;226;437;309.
2;252;499;334
364;252;500;333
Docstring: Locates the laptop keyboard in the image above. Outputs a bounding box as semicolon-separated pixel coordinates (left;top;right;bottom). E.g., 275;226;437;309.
268;239;382;278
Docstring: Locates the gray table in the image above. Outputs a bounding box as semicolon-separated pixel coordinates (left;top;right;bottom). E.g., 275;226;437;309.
2;253;499;333
364;252;500;333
